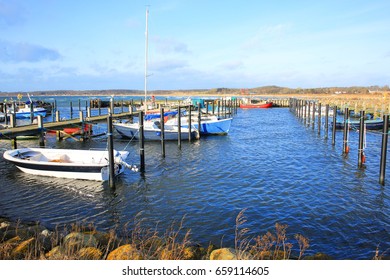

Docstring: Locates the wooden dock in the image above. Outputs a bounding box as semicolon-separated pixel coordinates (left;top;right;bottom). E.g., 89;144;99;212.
0;111;135;139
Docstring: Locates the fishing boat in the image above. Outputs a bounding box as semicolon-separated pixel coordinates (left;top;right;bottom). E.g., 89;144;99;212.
332;119;384;130
239;102;273;109
114;119;198;141
165;114;233;135
2;148;132;181
7;94;47;119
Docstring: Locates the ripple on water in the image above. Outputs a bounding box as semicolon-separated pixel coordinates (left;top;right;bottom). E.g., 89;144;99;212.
0;107;390;259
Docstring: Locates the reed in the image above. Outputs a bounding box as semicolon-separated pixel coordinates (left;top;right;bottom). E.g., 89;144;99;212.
0;211;385;260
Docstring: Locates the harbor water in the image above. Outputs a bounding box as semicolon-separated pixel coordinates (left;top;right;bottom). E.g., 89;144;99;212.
0;98;389;259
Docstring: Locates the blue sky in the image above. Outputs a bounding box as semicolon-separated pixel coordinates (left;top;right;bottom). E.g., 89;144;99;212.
1;0;389;92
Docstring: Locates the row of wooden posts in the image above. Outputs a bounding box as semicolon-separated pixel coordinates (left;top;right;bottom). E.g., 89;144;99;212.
106;101;239;188
289;98;389;185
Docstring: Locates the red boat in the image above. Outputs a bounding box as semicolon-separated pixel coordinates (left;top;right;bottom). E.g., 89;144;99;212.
240;102;273;109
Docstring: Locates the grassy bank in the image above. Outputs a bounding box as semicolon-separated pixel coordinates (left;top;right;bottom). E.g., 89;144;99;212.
1;210;388;260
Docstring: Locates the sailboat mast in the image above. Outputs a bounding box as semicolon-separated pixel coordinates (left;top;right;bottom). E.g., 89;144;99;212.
144;7;149;113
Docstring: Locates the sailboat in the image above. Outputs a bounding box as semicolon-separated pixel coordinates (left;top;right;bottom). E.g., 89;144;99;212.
113;8;197;141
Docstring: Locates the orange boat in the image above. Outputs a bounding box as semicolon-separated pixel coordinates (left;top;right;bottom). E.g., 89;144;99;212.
240;102;273;109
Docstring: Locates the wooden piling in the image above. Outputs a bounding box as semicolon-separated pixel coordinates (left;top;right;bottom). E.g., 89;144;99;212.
37;115;45;147
312;102;315;129
177;106;182;149
107;115;115;188
139;111;145;173
318;103;321;135
325;104;329;139
332;106;337;146
342;107;349;155
30;102;34;124
379;115;389;185
198;106;201;139
358;111;365;168
188;105;192;142
160;107;165;157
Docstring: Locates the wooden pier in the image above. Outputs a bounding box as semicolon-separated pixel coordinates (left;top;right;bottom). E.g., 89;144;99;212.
0;111;135;139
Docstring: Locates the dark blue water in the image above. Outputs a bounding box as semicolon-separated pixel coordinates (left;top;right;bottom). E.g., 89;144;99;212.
0;100;389;259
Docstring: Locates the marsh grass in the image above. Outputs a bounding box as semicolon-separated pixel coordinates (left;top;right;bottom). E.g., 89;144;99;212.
234;209;309;260
0;210;384;260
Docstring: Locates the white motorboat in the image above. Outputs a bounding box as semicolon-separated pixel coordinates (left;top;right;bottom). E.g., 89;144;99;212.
114;119;198;141
3;148;133;181
165;114;233;135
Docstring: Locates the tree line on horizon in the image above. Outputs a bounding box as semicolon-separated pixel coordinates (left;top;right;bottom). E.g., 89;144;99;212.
0;85;389;96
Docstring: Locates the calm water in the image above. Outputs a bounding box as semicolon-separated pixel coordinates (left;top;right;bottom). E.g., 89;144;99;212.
0;99;389;259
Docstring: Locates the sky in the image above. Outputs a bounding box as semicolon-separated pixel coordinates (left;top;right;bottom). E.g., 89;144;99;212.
1;0;390;92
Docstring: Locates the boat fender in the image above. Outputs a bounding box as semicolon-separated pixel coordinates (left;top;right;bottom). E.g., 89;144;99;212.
345;146;350;154
362;154;366;164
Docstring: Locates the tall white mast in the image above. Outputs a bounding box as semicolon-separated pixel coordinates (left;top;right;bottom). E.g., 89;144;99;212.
144;7;149;113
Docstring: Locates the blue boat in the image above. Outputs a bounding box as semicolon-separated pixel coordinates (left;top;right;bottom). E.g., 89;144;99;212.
332;119;384;130
11;105;47;119
166;115;233;135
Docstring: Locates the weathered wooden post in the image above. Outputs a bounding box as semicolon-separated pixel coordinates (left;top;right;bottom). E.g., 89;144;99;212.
78;99;81;112
70;101;73;119
307;101;311;127
110;96;115;114
325;104;329;139
358;111;365;168
332;106;337;146
312;102;315;129
30;102;34;124
37;115;45;147
11;138;17;149
318;103;321;135
342;108;349;155
303;101;307;125
139;111;145;173
55;111;62;141
188;105;192;141
10;113;16;128
198;105;202;139
177;106;182;149
160;107;165;157
107;114;115;188
379;115;389;185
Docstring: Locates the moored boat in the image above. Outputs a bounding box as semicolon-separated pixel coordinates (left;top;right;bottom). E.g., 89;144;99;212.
113;120;198;141
2;148;132;181
165;114;232;135
240;102;273;109
332;119;384;130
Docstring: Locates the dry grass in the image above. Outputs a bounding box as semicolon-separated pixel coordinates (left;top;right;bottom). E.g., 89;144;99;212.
0;210;385;260
233;209;309;260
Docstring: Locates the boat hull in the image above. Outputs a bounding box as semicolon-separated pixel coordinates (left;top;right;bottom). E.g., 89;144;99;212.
3;148;129;181
14;108;47;119
114;122;196;141
333;120;384;130
240;102;273;109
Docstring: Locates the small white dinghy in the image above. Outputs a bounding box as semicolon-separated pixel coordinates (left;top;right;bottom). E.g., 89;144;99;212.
3;148;133;181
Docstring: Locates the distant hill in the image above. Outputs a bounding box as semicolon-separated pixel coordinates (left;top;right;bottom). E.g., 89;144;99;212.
0;85;388;97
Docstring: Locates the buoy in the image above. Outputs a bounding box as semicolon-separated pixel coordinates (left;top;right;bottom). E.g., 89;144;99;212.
346;146;350;154
362;154;366;163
